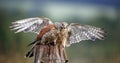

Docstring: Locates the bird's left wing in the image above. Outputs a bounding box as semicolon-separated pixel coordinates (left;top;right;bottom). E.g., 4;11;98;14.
10;17;53;34
66;23;105;47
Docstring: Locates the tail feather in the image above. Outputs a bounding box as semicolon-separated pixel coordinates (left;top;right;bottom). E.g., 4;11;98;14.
25;47;34;58
26;39;40;58
27;39;38;46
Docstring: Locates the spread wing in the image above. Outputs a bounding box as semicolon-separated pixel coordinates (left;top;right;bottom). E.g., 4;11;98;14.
66;23;105;47
10;17;53;34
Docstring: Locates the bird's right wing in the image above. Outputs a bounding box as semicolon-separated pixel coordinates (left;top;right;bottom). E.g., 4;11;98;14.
66;23;105;47
10;17;53;34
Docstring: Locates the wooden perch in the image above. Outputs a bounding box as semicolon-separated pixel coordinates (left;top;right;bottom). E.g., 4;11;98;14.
33;44;68;63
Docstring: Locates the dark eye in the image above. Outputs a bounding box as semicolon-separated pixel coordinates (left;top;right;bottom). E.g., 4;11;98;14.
62;24;64;26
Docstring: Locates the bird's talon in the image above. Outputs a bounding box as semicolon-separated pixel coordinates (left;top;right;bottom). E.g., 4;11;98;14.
65;60;68;63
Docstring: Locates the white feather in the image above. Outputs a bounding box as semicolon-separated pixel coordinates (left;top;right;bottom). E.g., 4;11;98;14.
10;17;53;34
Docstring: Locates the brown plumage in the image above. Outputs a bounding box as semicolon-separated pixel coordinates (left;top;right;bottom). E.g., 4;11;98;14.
37;24;56;40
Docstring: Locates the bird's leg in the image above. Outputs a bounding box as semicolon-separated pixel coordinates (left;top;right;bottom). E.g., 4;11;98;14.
58;45;68;63
57;45;65;63
63;49;68;63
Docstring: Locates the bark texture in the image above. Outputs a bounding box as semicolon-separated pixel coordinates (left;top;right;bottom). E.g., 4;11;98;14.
33;44;68;63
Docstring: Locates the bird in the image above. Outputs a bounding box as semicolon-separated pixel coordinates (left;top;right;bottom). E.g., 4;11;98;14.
10;17;105;63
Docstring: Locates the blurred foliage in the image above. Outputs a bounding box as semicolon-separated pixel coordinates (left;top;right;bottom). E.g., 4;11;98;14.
0;1;120;63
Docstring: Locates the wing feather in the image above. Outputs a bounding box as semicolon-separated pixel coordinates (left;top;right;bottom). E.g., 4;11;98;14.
10;17;53;34
66;23;105;47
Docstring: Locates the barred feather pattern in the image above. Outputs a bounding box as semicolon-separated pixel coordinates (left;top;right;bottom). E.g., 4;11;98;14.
10;17;53;34
66;23;105;47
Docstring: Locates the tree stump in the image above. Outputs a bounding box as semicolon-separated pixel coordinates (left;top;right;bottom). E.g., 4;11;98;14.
33;44;68;63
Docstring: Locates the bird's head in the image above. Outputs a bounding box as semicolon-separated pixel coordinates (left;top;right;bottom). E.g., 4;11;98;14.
54;22;63;29
54;22;68;29
61;22;68;28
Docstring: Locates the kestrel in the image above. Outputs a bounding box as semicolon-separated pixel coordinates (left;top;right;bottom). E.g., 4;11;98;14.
10;17;105;63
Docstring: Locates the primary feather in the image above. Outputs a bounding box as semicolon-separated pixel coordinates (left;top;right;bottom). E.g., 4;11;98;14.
10;17;53;34
66;23;105;47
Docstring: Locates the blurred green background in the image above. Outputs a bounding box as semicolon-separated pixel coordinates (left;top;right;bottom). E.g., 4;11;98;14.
0;0;120;63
